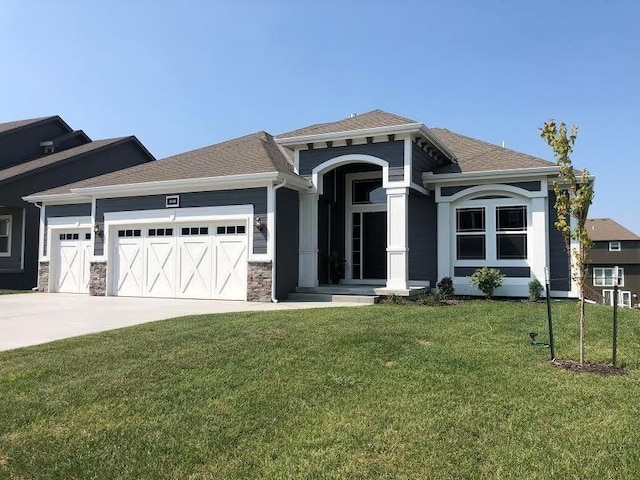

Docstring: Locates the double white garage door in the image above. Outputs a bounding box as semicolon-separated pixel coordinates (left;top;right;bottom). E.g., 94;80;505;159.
113;223;248;300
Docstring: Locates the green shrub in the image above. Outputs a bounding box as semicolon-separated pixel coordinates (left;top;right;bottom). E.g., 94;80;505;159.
469;267;505;298
528;279;544;302
417;292;443;306
436;277;455;298
388;294;404;305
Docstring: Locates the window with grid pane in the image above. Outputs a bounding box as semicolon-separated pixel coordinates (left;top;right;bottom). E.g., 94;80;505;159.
496;206;527;259
456;208;485;260
0;216;10;255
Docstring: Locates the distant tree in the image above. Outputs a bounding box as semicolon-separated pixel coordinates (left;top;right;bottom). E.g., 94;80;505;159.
540;120;594;365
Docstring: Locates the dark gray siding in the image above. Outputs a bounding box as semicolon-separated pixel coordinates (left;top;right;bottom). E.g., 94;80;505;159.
585;264;640;306
440;181;542;197
0;119;72;169
95;188;268;256
43;204;92;256
408;191;438;284
548;190;571;291
275;187;299;299
454;266;531;278
412;143;437;186
588;240;640;264
0;207;24;271
299;141;405;178
0;138;153;290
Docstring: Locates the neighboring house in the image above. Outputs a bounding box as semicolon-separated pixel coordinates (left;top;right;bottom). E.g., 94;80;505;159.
0;116;156;290
23;110;577;301
585;218;640;308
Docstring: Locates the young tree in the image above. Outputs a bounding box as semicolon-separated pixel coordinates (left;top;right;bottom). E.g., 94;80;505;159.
540;120;594;365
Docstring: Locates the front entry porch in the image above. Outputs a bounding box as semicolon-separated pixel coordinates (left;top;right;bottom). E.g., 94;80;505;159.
298;160;426;296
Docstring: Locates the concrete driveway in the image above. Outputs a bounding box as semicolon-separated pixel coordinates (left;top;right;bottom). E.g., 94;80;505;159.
0;293;362;352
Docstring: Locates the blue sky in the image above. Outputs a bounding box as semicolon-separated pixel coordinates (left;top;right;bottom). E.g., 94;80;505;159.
1;0;638;232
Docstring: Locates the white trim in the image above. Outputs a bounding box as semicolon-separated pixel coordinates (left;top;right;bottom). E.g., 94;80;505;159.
42;216;92;263
602;289;632;308
294;149;300;175
593;267;624;287
386;186;409;290
38;204;45;261
437;183;546;203
298;192;319;287
345;172;387;282
276;123;423;146
609;241;621;252
22;193;91;204
0;214;12;257
424;167;560;187
23;172;311;202
311;154;389;196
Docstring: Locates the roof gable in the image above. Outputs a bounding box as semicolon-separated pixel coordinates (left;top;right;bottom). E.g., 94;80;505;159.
276;110;418;139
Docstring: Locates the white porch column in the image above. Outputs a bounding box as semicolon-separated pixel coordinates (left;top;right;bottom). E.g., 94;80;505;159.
386;187;409;290
437;201;452;281
530;197;547;283
298;192;319;287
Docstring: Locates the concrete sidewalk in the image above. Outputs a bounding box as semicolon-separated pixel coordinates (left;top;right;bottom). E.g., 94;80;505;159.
0;293;363;352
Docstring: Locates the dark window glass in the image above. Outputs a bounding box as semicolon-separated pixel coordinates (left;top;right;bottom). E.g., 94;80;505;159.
235;226;244;234
190;227;197;235
149;229;156;236
133;230;141;237
457;235;486;260
118;230;125;238
200;227;209;235
60;233;65;240
165;228;173;236
72;233;79;240
217;226;225;235
181;228;189;235
353;179;385;204
0;237;7;252
352;264;360;278
497;234;527;259
227;226;236;234
457;208;485;232
497;206;526;231
85;233;91;240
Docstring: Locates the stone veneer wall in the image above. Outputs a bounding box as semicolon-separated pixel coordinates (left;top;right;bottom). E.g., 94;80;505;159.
38;261;49;292
89;261;107;296
247;262;272;302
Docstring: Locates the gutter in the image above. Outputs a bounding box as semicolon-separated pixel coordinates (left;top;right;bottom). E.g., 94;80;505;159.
270;179;288;303
422;166;561;187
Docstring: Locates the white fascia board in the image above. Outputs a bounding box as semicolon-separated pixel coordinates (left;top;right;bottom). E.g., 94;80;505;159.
423;166;560;186
67;172;311;198
275;123;424;146
22;193;92;204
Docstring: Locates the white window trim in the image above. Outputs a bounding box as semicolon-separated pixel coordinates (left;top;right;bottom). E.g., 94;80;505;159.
0;214;12;257
609;241;621;252
593;267;624;287
453;198;531;268
602;289;631;307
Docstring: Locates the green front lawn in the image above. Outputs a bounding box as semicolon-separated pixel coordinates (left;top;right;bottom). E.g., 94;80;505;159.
1;301;639;479
0;289;32;295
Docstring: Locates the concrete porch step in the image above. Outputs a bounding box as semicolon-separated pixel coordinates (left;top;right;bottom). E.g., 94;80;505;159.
287;293;379;304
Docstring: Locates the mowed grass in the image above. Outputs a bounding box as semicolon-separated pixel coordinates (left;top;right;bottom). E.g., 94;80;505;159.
0;290;31;295
1;301;639;479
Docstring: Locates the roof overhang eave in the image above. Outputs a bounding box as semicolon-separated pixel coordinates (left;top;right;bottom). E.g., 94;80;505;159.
422;166;561;187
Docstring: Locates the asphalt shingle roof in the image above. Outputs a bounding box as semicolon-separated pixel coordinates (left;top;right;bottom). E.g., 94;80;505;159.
0;138;128;184
276;110;418;138
431;128;555;173
0;116;54;135
586;218;640;241
32;131;294;196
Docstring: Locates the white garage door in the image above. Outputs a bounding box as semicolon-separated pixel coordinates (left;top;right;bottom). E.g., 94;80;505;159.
53;230;92;293
114;223;248;300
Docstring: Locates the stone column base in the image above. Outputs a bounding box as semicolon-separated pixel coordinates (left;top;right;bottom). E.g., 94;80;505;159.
90;261;107;296
38;261;49;292
247;262;272;302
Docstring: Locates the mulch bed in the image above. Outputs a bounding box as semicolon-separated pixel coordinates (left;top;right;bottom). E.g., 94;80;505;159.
550;359;627;376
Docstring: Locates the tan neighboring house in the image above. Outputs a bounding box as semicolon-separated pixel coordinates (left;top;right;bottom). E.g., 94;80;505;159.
585;218;640;308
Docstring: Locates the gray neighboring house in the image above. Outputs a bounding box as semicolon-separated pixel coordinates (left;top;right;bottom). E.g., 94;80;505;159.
24;110;577;301
585;218;640;308
0;116;155;290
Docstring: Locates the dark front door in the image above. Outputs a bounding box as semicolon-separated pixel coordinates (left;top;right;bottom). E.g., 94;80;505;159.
352;211;386;280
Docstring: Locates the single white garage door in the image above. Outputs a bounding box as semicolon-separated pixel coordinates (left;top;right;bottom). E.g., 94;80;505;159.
52;230;92;293
113;223;248;300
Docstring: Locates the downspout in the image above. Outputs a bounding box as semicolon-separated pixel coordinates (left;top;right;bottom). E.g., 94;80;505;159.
270;179;288;302
32;202;44;291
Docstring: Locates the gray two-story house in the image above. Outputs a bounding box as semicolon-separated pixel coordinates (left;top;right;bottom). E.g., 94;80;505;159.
585;218;640;308
0;116;155;290
24;110;577;301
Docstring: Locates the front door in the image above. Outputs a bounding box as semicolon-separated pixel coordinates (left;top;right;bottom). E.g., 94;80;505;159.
347;173;387;282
